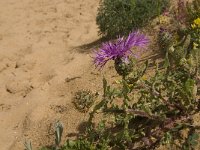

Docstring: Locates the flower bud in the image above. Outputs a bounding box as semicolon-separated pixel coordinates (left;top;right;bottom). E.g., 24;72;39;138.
114;57;133;77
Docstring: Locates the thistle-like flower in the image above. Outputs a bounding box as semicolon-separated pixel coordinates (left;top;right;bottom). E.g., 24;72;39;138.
93;31;149;69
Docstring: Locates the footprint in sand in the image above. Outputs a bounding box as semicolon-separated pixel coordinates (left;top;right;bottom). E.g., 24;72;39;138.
0;58;16;73
0;104;11;112
15;46;33;60
5;80;33;97
15;46;37;71
50;104;68;114
39;69;57;83
15;58;36;71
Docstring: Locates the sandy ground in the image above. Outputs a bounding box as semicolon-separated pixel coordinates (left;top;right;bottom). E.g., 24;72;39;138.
0;0;104;149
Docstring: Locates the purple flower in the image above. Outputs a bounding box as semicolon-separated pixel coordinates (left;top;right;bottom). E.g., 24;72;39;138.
93;31;149;68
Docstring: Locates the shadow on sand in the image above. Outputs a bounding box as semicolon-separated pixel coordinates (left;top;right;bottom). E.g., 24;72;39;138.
74;37;108;54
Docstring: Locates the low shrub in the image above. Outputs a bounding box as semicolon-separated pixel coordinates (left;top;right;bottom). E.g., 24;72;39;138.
96;0;169;38
73;90;98;113
187;0;200;22
37;29;199;150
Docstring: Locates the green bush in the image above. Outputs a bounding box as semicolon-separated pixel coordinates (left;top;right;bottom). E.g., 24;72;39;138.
187;0;200;22
187;0;200;49
96;0;169;38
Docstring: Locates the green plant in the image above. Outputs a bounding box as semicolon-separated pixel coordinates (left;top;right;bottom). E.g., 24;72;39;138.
67;30;199;148
39;121;63;150
61;13;199;148
84;63;199;149
186;0;200;52
55;121;63;148
73;90;98;113
24;140;33;150
187;0;200;22
96;0;169;38
37;59;200;149
183;132;200;150
158;15;200;73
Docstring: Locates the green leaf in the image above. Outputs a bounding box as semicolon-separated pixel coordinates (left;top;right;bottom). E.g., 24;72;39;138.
191;133;199;140
67;140;76;148
55;121;63;146
122;80;130;95
184;78;196;97
24;140;33;150
103;77;107;97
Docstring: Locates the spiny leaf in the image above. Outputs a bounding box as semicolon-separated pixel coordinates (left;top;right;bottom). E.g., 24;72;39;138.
24;139;32;150
55;121;63;146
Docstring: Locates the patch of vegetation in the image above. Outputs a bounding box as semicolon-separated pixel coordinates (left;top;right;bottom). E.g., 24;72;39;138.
96;0;169;38
187;0;200;22
27;1;200;150
158;0;200;70
73;90;98;113
37;58;200;150
25;121;63;150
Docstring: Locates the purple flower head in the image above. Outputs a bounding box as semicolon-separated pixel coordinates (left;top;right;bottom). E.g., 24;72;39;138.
93;31;149;68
